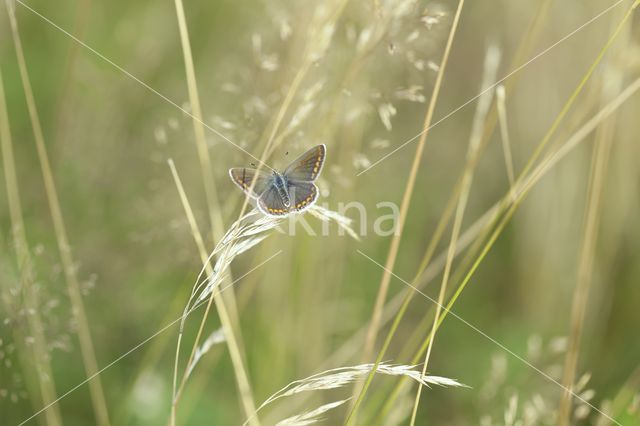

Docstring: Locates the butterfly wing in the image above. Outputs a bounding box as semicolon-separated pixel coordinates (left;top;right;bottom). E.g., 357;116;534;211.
283;144;326;183
229;167;272;199
258;186;290;216
288;181;318;212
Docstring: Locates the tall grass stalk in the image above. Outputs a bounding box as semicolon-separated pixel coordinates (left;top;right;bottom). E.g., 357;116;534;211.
374;203;506;421
557;89;615;426
6;3;111;424
353;91;499;424
168;160;259;425
557;11;631;423
0;63;63;426
377;211;503;421
360;0;465;364
171;0;252;422
348;1;466;422
172;0;224;242
345;115;492;423
410;44;500;425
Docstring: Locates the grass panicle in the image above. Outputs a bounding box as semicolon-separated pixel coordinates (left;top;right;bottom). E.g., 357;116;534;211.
248;363;466;426
274;399;350;426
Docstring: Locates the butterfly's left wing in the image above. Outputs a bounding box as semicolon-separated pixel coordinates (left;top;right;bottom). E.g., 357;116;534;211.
229;168;272;199
257;186;290;217
284;144;326;183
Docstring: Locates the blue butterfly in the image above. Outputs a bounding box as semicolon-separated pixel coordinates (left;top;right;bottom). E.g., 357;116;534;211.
229;144;326;217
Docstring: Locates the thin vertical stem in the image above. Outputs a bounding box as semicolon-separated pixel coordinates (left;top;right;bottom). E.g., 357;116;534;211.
496;85;516;191
1;62;63;426
172;0;224;241
347;1;466;423
7;3;111;424
557;5;632;421
409;45;500;425
168;161;260;426
171;1;254;423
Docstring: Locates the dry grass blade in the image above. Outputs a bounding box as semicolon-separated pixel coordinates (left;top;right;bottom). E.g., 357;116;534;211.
184;328;226;381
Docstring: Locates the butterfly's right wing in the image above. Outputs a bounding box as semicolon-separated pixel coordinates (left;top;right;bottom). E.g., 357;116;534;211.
229;168;272;199
289;181;318;212
283;144;326;182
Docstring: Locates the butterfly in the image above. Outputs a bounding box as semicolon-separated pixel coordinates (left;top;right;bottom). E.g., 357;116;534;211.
229;144;326;217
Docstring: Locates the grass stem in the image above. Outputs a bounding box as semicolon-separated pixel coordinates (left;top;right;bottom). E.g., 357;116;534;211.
409;44;500;425
557;10;631;422
347;1;466;423
7;3;111;424
0;60;63;426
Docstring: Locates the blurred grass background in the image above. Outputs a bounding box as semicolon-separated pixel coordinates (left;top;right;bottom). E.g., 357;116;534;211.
1;0;640;424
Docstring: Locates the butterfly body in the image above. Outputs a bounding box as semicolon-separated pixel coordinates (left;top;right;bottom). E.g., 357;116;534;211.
229;144;326;217
272;172;291;208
